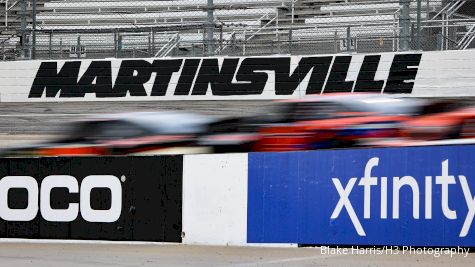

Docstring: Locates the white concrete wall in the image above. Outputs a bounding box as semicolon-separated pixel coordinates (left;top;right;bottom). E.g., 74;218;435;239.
0;50;474;101
412;50;475;96
182;153;248;246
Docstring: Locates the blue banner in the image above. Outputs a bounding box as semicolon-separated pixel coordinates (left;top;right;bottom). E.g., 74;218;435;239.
247;145;475;246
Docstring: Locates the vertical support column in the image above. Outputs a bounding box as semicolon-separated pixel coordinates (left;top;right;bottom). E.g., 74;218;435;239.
426;0;430;23
118;33;122;58
346;26;351;52
48;31;52;59
151;29;155;57
20;0;27;58
219;25;223;55
76;35;81;59
416;0;422;50
334;30;338;53
5;0;8;27
399;0;411;51
114;32;118;58
442;13;446;50
207;0;214;56
32;0;37;59
242;30;246;56
276;9;280;54
148;31;151;57
59;38;63;59
289;0;294;55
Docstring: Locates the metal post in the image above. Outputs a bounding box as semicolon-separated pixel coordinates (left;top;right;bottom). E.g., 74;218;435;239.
276;8;280;54
416;0;421;50
289;0;294;55
243;31;246;56
206;0;214;56
59;38;62;59
118;34;122;58
441;13;446;50
334;30;338;53
426;0;430;20
114;32;117;58
20;0;27;58
202;28;206;55
151;30;155;57
76;35;81;58
32;0;37;59
346;26;351;52
399;0;410;51
219;26;223;55
437;33;442;50
148;32;151;57
48;32;52;59
5;0;7;27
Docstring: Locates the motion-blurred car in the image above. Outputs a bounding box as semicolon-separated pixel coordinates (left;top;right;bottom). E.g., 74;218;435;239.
400;100;475;141
2;112;215;157
201;93;423;152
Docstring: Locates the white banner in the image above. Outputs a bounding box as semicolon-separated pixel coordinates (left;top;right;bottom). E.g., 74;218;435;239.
0;50;473;102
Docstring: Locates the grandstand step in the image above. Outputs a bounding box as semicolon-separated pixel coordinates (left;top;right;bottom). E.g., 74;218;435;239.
298;0;346;6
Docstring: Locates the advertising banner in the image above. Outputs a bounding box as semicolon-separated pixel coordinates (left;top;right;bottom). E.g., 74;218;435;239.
248;145;475;246
0;156;182;242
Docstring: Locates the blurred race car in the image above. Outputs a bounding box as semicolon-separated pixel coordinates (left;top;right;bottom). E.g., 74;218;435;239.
201;93;423;152
399;100;475;141
2;111;215;157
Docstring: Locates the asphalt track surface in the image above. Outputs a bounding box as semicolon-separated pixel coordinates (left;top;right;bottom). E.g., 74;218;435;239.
0;101;271;134
0;242;473;267
0;100;274;147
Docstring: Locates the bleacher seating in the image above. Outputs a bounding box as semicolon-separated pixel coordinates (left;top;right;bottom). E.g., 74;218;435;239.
0;0;473;59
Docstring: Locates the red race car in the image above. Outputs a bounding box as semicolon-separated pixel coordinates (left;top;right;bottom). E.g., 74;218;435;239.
400;100;475;141
201;93;423;152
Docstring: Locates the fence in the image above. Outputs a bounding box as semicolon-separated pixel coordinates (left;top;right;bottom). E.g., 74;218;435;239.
0;0;474;60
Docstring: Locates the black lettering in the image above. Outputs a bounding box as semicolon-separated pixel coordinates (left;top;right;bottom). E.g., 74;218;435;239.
77;61;113;98
264;57;295;95
150;59;183;96
324;56;354;93
174;59;200;95
273;57;332;95
191;58;239;95
29;61;81;98
354;55;384;92
113;60;152;97
301;57;332;95
384;53;422;94
233;58;269;95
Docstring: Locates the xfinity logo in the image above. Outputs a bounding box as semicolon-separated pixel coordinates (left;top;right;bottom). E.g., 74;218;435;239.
0;175;122;223
331;158;475;237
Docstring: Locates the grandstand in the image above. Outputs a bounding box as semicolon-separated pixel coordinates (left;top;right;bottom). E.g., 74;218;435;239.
0;0;473;60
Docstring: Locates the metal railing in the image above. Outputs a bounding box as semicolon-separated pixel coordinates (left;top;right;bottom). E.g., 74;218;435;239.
0;0;473;60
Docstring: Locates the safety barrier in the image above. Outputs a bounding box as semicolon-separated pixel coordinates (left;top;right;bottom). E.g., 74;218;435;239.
0;50;474;102
1;144;475;246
